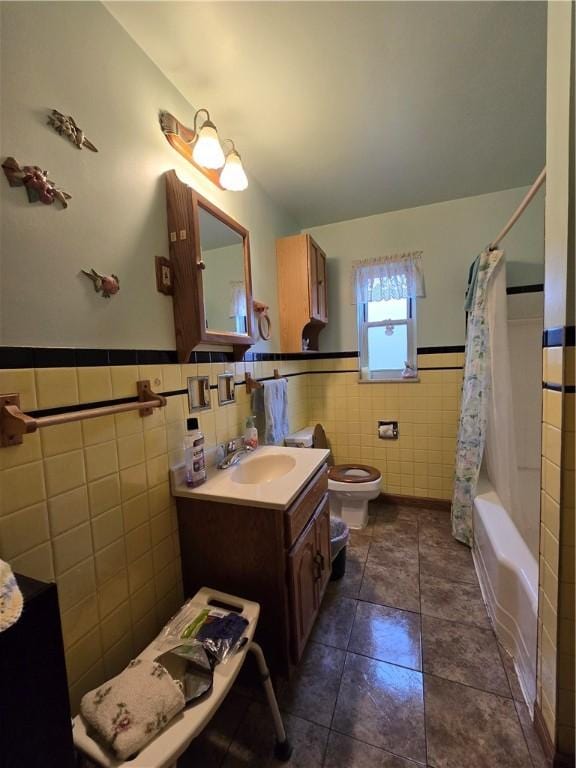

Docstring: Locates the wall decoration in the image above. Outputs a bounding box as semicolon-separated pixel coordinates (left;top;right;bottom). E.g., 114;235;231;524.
2;157;71;208
81;268;120;298
253;300;272;341
47;109;98;152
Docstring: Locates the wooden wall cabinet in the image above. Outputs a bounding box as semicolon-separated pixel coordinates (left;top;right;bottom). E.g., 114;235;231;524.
276;234;328;352
176;465;330;674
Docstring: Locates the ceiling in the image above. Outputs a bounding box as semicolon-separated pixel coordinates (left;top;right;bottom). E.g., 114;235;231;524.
107;1;547;228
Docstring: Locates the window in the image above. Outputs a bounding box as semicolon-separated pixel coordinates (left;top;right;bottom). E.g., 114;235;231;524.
351;251;424;381
358;293;416;380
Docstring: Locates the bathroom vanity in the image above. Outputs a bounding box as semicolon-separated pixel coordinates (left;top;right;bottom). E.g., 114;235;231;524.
171;447;331;674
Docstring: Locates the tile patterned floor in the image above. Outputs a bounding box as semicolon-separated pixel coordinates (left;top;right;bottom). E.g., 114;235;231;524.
179;502;548;768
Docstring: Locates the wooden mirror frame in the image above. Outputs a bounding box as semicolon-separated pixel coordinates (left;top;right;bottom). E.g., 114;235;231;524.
165;170;255;362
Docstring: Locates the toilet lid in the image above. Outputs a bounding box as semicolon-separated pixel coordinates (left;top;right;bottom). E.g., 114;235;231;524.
312;424;329;450
328;464;381;484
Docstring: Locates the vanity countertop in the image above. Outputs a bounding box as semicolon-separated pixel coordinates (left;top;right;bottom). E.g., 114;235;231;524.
170;445;330;510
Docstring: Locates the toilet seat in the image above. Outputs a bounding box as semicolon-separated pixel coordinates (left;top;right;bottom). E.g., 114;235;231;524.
328;464;381;484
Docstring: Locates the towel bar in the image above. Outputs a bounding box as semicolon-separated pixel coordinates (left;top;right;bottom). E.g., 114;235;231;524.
0;380;166;447
245;368;280;394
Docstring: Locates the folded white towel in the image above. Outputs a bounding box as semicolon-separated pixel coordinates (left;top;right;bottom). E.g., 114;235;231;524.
80;658;185;760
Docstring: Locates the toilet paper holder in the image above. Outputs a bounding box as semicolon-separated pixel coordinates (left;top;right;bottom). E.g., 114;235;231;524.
378;420;398;439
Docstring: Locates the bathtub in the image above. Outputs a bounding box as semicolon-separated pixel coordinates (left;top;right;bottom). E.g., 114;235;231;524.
473;470;539;709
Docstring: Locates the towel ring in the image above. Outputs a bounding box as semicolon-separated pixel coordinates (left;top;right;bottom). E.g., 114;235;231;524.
253;300;271;341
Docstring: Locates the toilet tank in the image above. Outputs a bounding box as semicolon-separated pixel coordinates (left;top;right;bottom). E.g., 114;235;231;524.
284;426;314;448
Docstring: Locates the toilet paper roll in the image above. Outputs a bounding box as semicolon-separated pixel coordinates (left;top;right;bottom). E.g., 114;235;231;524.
378;424;395;439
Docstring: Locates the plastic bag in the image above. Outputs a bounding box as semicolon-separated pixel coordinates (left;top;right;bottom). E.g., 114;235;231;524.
156;599;248;664
155;640;213;703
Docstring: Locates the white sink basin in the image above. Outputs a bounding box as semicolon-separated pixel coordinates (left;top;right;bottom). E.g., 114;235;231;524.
232;453;297;485
171;445;330;510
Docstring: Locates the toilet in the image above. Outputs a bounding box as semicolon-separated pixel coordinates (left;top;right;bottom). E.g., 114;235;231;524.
285;425;382;530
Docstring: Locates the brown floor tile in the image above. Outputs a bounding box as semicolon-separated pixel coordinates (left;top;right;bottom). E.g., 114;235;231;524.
324;731;425;767
424;675;532;768
419;543;477;584
372;519;418;545
310;593;357;649
372;503;418;524
514;699;549;768
327;557;364;599
421;615;510;696
418;508;451;527
349;601;422;670
223;702;329;767
332;652;426;763
360;561;420;612
367;538;419;573
276;641;345;727
348;530;372;563
420;575;490;629
419;520;464;553
179;690;251;767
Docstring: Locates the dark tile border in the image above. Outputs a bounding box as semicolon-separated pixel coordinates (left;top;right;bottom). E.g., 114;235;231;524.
0;345;465;369
506;283;544;295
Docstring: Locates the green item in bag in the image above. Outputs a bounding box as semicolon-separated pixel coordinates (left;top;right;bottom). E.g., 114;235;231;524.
180;608;210;639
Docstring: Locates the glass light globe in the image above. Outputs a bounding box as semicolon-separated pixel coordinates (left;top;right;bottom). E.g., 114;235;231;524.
220;150;248;191
192;122;225;169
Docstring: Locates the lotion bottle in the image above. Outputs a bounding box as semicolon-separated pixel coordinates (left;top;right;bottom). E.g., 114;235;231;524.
183;417;206;487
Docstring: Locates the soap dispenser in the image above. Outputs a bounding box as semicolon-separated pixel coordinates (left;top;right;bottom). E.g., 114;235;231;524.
244;415;258;450
183;417;206;487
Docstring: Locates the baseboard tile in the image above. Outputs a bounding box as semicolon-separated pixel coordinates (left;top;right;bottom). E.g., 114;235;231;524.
378;492;451;511
533;701;574;768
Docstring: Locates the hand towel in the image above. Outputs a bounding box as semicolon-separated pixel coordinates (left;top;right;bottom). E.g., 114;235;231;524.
80;658;185;760
263;378;289;445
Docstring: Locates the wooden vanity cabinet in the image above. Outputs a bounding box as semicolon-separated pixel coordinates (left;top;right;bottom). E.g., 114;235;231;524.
176;465;330;675
276;234;328;352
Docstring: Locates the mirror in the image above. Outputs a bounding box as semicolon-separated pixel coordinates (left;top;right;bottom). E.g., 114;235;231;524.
164;171;255;363
198;206;247;335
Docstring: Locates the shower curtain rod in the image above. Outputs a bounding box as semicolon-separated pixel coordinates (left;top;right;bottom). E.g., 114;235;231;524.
489;167;546;250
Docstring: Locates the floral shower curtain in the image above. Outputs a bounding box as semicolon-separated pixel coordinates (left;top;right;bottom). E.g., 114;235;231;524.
451;249;504;546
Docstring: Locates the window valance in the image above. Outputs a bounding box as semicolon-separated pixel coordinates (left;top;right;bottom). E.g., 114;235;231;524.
352;251;425;304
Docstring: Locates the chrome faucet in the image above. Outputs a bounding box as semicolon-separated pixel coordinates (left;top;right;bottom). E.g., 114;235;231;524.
217;438;255;470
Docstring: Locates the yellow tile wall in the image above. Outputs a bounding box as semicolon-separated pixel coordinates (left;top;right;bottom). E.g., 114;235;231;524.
306;354;463;500
537;345;575;755
557;387;574;755
0;358;310;714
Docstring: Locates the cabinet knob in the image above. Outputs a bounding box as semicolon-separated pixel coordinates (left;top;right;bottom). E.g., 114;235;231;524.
197;261;206;270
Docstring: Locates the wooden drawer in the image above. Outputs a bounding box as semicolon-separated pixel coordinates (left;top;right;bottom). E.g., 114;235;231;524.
285;465;328;548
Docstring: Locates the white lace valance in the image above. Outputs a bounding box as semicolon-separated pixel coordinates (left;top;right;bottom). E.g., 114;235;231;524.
352;251;425;304
229;281;247;318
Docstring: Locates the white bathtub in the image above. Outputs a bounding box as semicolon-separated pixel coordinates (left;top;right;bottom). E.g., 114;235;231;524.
473;470;539;709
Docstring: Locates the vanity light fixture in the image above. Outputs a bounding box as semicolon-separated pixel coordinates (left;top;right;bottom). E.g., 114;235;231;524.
220;140;248;191
191;108;225;169
160;110;248;192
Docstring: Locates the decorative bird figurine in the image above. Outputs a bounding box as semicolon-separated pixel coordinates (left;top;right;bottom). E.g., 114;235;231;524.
48;109;98;152
81;268;120;298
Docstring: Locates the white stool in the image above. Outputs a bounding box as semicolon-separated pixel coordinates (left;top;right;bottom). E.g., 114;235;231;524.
73;587;292;767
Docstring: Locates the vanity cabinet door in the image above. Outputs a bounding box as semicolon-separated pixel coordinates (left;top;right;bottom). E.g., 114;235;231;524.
288;516;319;663
314;496;331;598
